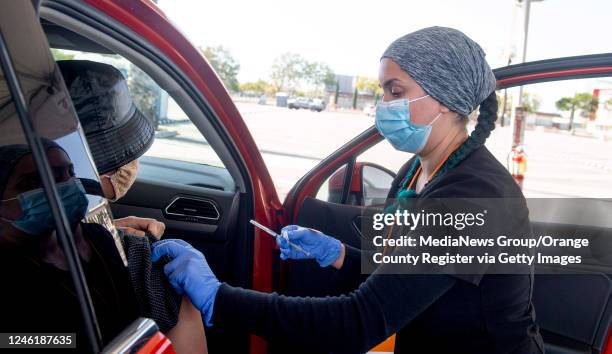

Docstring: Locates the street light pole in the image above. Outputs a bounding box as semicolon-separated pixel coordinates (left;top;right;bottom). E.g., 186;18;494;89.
517;0;532;107
509;0;541;189
500;55;512;127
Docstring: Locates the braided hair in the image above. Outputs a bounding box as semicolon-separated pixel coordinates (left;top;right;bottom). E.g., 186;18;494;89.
396;92;499;197
437;92;498;175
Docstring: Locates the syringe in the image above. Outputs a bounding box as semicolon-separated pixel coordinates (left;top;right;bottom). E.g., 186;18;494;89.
249;219;312;257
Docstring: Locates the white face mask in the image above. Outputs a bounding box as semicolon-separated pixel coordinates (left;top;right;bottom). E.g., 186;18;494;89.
102;160;139;202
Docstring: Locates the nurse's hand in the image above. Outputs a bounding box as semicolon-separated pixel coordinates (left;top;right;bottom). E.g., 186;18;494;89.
279;225;345;268
152;239;220;326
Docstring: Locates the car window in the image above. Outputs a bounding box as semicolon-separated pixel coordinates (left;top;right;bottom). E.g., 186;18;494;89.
237;97;370;200
0;5;119;247
361;164;395;207
315;162;395;207
358;80;612;200
49;49;227;170
315;164;350;204
496;78;612;198
156;0;612;202
0;3;124;350
316;78;612;205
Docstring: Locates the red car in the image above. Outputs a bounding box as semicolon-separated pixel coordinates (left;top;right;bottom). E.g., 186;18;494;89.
2;0;612;353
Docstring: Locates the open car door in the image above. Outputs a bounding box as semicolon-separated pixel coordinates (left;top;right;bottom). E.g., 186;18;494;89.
38;1;287;352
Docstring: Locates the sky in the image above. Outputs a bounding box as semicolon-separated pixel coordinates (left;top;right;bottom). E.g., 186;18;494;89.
157;0;612;112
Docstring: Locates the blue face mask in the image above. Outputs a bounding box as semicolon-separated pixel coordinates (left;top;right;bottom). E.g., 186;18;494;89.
375;95;442;153
1;178;89;236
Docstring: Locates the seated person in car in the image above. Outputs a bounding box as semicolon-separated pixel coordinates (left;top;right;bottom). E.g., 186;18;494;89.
57;59;166;240
0;140;206;353
58;60;206;346
0;61;207;354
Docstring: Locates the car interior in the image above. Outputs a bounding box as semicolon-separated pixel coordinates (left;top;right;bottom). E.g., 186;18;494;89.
15;1;612;354
40;4;256;353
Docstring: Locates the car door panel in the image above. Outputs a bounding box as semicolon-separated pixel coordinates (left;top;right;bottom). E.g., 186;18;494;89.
113;160;236;236
110;157;242;277
111;156;251;353
289;201;612;354
282;197;371;297
529;199;612;354
531;205;612;354
534;271;612;354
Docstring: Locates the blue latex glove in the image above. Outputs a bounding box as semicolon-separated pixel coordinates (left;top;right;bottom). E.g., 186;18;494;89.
279;225;342;267
151;239;220;326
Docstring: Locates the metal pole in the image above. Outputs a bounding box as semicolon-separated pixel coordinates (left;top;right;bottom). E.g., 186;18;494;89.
510;0;537;189
518;0;531;106
500;56;512;127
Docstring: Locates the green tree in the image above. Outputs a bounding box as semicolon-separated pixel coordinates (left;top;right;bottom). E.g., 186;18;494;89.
604;98;612;111
497;92;511;125
334;80;340;105
355;76;382;96
303;61;335;90
555;92;598;132
521;92;541;114
269;53;306;93
239;80;274;94
200;46;241;92
269;53;335;94
128;64;161;129
496;92;539;126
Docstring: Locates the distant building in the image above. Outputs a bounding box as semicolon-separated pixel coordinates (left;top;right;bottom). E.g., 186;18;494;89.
593;88;612;121
526;111;562;128
325;74;377;109
591;88;612;139
326;74;354;95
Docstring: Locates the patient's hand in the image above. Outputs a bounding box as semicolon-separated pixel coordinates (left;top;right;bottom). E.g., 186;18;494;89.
115;216;166;239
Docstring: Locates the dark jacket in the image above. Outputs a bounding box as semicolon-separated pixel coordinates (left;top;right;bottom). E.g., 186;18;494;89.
212;146;544;354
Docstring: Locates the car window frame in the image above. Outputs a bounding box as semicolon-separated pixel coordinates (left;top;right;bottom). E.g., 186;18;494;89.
0;20;102;354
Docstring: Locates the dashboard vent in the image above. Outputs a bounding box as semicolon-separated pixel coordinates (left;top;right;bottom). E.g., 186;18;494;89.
165;196;220;221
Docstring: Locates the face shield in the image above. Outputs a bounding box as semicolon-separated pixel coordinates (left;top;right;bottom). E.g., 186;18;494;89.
0;3;124;264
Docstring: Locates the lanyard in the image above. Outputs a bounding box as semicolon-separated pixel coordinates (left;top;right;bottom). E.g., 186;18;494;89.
382;141;463;256
405;141;463;191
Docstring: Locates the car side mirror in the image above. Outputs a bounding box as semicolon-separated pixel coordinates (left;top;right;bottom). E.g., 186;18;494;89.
361;163;396;207
327;162;396;206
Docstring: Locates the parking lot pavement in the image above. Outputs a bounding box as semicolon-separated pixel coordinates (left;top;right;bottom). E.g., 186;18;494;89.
149;102;612;200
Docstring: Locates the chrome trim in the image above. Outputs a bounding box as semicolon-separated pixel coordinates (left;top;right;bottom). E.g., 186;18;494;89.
164;195;220;221
102;318;158;354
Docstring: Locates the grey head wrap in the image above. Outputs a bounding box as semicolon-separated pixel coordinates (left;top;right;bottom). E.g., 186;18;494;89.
381;26;496;116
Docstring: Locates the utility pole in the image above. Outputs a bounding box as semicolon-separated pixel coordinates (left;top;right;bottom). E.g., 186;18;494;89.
517;0;532;107
516;0;544;117
500;55;512;127
509;0;543;188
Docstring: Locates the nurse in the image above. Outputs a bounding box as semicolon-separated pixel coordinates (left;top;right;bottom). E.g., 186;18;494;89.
153;27;544;353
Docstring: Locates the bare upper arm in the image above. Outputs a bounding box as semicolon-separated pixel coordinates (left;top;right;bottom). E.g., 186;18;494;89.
166;296;207;354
